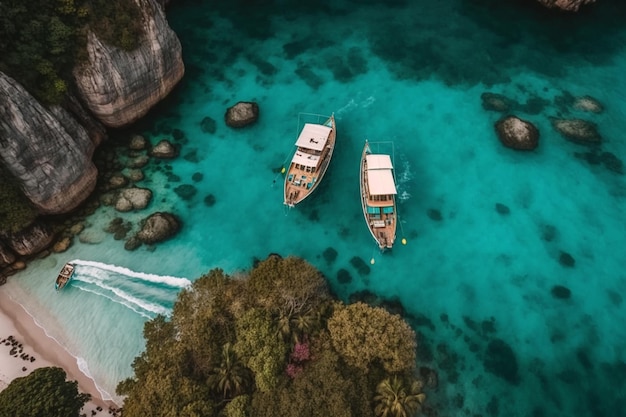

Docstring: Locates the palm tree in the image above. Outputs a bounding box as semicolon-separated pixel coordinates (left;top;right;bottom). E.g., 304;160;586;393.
374;376;426;417
208;342;251;399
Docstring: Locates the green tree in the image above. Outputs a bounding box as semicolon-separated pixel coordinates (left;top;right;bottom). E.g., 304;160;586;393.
0;367;90;417
327;302;417;374
373;376;426;417
233;308;287;393
208;343;252;399
222;394;251;417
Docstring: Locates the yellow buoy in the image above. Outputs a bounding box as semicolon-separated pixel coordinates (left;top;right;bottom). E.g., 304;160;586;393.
370;258;375;265
402;238;407;245
281;167;286;174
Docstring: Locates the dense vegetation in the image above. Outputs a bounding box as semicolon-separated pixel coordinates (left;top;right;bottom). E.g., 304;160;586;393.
0;0;144;105
0;367;90;417
117;256;426;417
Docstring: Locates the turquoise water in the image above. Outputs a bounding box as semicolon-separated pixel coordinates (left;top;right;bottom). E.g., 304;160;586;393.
5;0;626;414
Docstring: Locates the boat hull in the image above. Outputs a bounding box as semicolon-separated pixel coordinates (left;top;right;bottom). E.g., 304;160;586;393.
360;141;397;251
55;263;75;291
284;114;336;207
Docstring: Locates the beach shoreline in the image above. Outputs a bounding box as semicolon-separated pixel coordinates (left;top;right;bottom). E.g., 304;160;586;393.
0;289;120;414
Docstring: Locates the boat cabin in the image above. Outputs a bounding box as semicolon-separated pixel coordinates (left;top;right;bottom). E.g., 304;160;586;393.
364;154;397;219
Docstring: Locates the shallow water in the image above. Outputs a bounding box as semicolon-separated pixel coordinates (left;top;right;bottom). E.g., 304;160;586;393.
5;0;626;413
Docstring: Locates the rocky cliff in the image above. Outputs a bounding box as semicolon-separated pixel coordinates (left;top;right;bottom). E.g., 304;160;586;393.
0;72;100;215
73;0;185;128
537;0;596;11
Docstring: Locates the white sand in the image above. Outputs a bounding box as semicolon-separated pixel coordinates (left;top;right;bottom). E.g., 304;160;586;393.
0;290;120;416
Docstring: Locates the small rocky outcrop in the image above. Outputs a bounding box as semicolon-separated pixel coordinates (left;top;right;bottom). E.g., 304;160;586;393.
149;139;177;158
73;0;185;128
129;135;148;151
550;118;601;145
0;71;99;214
495;116;539;150
536;0;596;11
115;187;153;212
573;96;603;113
0;242;17;268
136;212;180;244
0;222;55;256
201;116;217;134
225;102;259;128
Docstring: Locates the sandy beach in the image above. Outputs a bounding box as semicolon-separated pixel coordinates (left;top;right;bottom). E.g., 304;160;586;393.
0;290;120;415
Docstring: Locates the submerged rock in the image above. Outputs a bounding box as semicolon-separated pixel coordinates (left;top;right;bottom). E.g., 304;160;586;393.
129;135;148;151
550;118;601;145
495;116;539;150
115;188;152;212
573;95;603;113
225;102;259;128
481;92;516;112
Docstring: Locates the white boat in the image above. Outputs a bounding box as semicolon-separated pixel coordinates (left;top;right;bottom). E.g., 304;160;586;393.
55;262;75;291
360;140;398;250
284;114;336;207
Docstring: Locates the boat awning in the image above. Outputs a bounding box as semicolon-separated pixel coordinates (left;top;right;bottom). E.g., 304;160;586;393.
367;154;397;196
295;123;331;151
367;205;381;214
292;150;320;167
382;206;394;214
366;154;393;170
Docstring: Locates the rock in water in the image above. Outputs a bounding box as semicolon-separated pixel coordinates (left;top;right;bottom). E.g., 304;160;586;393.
136;212;181;244
225;102;260;128
535;0;596;12
550;118;601;145
495;116;539;150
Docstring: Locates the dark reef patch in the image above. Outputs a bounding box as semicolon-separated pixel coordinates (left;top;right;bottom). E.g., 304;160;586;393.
203;194;216;207
558;251;575;268
337;268;352;284
607;289;623;306
166;172;181;183
483;338;519;385
427;208;443;221
350;256;371;276
183;149;200;163
551;285;571;300
576;348;593;371
200;116;217;134
540;224;558;242
295;63;324;90
174;184;197;200
323;247;338;264
191;172;203;182
495;203;510;215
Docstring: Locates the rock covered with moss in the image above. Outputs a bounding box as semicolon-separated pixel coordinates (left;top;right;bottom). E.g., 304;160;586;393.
73;0;184;128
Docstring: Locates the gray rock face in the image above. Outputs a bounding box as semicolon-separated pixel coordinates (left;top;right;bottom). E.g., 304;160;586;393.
0;72;99;214
536;0;596;11
1;222;55;256
495;116;540;151
136;212;180;244
225;102;260;128
73;0;185;128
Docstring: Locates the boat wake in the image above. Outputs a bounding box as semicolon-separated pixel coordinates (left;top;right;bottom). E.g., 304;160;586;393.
68;260;191;319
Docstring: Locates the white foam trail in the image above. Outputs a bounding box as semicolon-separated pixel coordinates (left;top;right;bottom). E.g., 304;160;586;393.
72;284;155;319
71;278;170;316
70;260;191;288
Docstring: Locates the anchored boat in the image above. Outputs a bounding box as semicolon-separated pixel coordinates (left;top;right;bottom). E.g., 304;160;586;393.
284;114;336;207
55;262;75;291
360;140;398;250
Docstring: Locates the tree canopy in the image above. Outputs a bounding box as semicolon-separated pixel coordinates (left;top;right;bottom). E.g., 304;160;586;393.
118;256;426;417
0;367;90;417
